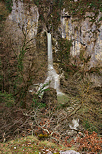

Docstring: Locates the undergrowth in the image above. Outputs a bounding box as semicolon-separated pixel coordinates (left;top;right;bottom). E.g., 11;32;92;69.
0;131;101;154
64;131;102;153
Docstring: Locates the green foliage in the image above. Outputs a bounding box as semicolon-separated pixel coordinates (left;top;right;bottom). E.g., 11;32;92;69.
37;82;50;97
100;7;102;12
62;0;101;21
0;135;62;153
32;83;50;108
32;97;46;109
79;50;91;64
82;120;98;133
99;17;102;21
4;0;13;12
0;91;15;107
18;49;26;72
18;85;30;108
10;26;34;107
34;0;39;6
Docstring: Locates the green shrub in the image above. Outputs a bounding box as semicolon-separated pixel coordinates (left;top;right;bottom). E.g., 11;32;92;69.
0;91;15;107
32;96;46;109
82;120;98;133
4;0;13;12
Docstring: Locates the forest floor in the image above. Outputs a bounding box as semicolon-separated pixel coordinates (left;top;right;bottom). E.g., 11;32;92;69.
0;88;102;154
0;135;68;154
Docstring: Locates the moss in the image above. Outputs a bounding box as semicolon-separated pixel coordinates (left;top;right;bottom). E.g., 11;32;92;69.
38;134;49;140
57;94;70;105
39;140;57;149
82;120;98;133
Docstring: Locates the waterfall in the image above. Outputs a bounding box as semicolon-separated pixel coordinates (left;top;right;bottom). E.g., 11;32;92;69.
44;32;62;95
47;33;53;66
33;32;63;96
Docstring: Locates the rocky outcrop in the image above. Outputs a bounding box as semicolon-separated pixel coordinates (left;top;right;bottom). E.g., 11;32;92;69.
60;150;80;154
58;9;102;86
8;0;39;40
60;9;102;66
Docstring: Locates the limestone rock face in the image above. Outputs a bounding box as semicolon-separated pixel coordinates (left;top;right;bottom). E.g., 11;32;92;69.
60;9;102;67
59;9;102;86
42;87;57;107
8;0;39;40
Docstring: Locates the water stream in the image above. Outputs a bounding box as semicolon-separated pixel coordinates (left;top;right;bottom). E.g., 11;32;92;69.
44;32;62;95
30;32;63;95
41;32;63;95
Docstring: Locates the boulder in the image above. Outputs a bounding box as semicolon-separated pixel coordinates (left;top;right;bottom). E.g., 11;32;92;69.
42;87;57;108
60;150;80;154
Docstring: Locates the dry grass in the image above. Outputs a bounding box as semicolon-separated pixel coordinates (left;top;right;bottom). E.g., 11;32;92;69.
0;135;67;154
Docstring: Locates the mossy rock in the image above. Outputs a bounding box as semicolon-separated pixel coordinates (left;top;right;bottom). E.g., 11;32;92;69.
41;87;57;108
38;134;49;140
